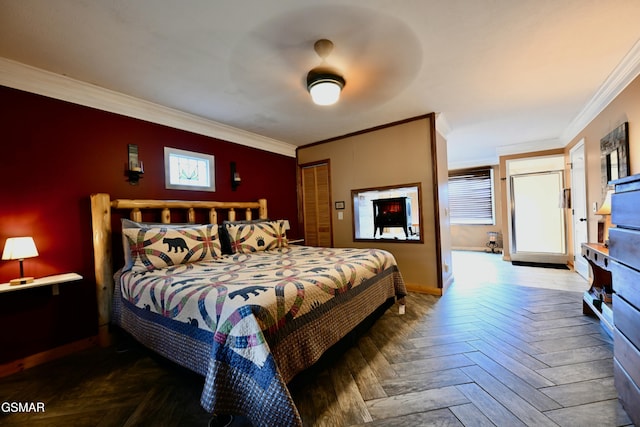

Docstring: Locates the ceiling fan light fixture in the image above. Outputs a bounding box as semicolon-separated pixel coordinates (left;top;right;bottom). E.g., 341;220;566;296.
306;39;345;106
307;71;345;106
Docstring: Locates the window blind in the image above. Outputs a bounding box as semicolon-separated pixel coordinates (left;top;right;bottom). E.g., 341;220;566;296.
448;167;495;225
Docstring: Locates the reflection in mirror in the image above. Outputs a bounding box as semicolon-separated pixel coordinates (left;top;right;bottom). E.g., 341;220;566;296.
352;183;422;242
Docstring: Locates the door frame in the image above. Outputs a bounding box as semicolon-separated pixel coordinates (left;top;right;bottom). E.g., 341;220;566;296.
506;155;569;265
570;139;589;279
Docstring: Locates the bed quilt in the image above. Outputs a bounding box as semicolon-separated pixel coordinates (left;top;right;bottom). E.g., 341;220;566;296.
116;245;406;427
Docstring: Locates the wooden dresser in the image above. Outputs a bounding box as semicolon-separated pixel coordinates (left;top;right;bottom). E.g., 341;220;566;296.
609;173;640;426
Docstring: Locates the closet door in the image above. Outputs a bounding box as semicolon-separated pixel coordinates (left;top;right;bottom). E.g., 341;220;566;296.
301;162;333;247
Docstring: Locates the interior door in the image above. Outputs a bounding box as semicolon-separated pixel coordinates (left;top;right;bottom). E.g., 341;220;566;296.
301;162;333;247
510;170;568;264
570;140;589;279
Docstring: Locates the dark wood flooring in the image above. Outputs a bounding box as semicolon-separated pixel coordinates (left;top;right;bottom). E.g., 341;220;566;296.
0;251;634;426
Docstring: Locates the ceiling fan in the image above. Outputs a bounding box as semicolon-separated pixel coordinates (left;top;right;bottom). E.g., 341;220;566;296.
306;39;346;106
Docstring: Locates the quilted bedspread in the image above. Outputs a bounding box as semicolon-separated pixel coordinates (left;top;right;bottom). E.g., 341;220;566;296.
115;245;406;427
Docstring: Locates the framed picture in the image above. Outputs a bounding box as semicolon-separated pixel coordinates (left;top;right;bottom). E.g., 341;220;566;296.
335;201;345;210
600;122;629;198
164;147;215;191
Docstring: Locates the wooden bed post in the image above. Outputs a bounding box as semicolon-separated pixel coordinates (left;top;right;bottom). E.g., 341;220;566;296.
90;193;114;347
258;198;267;220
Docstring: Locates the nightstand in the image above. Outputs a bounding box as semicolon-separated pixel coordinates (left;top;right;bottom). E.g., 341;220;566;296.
0;272;82;296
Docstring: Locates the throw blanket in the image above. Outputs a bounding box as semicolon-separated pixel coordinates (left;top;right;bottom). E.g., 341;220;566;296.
116;245;406;426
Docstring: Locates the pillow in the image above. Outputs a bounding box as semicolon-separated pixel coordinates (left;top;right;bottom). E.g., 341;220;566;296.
122;223;221;272
121;219;203;268
225;220;287;254
220;218;270;255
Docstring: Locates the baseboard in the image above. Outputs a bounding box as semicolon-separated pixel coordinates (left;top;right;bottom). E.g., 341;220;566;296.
405;283;443;296
0;336;98;378
452;246;503;253
441;274;455;293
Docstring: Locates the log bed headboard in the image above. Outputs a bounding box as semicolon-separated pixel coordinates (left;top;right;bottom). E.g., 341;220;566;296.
90;193;268;345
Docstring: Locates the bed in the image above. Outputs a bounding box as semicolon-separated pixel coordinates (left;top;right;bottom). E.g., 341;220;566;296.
90;193;407;427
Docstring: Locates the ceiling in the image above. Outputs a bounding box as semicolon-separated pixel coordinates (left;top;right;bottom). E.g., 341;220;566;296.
2;0;640;168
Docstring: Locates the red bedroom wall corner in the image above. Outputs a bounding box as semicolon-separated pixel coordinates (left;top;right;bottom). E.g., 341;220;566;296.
0;85;298;363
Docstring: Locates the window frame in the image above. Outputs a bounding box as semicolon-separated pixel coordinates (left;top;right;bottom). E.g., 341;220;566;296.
164;147;216;192
351;182;423;243
448;167;495;225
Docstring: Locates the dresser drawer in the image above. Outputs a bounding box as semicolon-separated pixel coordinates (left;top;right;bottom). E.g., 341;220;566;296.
614;294;640;350
615;328;640;392
611;260;640;310
614;358;640;426
612;191;640;230
609;227;640;271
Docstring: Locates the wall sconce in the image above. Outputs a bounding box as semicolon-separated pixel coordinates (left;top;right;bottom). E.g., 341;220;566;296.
126;144;144;185
2;236;39;285
596;189;613;246
230;161;241;191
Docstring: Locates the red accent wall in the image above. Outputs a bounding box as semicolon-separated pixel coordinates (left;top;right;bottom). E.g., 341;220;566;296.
0;85;298;363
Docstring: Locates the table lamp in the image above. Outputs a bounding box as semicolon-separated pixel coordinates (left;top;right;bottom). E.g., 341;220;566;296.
596;190;613;246
2;236;39;285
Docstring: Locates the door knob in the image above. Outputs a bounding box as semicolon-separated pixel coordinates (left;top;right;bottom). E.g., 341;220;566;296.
579;218;587;222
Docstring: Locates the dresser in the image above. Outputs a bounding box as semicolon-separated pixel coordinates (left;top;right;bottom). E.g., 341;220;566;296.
609;173;640;426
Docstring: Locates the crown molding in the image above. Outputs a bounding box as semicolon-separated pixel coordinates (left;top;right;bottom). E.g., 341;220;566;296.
448;156;499;171
0;57;297;158
562;38;640;144
495;138;564;157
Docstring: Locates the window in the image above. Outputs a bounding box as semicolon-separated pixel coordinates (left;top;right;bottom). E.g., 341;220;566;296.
164;147;215;192
448;167;495;225
351;183;422;242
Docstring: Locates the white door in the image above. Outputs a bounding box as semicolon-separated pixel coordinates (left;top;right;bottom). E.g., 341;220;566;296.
510;170;568;264
570;140;589;279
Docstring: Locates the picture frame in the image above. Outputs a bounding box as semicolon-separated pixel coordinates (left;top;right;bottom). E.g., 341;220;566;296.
335;201;345;210
164;147;216;192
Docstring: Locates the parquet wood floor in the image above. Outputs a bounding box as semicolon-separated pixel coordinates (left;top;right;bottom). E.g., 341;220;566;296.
0;251;634;426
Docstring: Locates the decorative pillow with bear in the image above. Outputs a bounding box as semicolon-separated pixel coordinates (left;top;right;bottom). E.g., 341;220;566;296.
225;220;287;254
122;223;221;272
220;218;271;255
121;219;204;268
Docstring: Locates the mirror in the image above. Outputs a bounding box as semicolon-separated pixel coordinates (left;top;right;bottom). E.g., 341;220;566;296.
600;122;629;198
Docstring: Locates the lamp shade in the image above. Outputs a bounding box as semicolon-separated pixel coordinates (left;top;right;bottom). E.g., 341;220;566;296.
596;190;613;215
2;237;39;260
307;71;345;106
